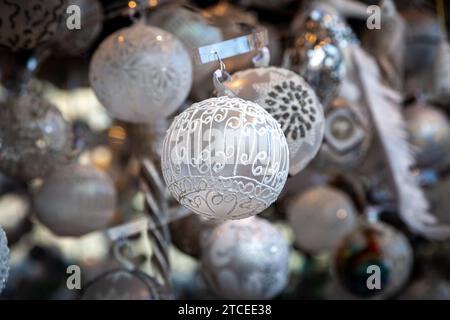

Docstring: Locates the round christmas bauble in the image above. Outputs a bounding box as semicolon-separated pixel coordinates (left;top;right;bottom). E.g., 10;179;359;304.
34;163;116;237
0;227;9;294
201;217;290;299
0;93;73;181
170;214;218;259
333;222;413;299
89;24;192;123
287;186;357;253
161;96;289;220
0;0;66;50
404;104;450;168
223;67;325;175
314;97;372;171
82;269;171;300
55;0;103;55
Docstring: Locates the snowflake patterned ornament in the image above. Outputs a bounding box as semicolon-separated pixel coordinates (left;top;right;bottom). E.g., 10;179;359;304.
223;67;325;175
89;24;192;123
161;96;289;221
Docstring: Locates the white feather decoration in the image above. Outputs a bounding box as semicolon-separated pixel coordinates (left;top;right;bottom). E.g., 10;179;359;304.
351;46;450;240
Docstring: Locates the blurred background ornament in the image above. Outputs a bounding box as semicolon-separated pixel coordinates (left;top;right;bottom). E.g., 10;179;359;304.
0;0;66;51
89;24;192;123
201;217;289;299
54;0;104;56
400;273;450;300
34;163;116;237
161;96;289;220
169;214;218;259
147;4;223;101
82;269;171;300
0;227;9;294
287;185;357;253
0;93;73;181
223;66;325;175
285;27;345;109
426;176;450;225
404;103;450;168
428;39;450;105
333;221;413;299
314;97;372;172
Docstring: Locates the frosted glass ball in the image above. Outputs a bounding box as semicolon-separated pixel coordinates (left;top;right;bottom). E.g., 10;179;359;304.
34;163;116;237
201;217;290;299
0;0;66;50
0;228;9;294
89;24;192;123
224;67;325;175
0;93;73;181
287;186;357;253
161;96;289;220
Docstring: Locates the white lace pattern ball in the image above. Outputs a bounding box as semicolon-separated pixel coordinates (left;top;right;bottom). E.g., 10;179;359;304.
161;96;289;220
89;24;192;123
224;67;324;175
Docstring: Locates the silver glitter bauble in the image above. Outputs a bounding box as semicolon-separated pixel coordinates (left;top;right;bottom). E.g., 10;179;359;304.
286;8;348;108
224;67;325;175
291;7;358;49
147;5;223;101
201;217;290;299
314;97;372;171
161;96;289;221
89;24;193;123
55;0;103;55
0;0;66;50
404;104;450;168
34;163;116;237
0;93;73;181
0;228;9;294
82;269;172;300
333;222;413;299
287;186;357;253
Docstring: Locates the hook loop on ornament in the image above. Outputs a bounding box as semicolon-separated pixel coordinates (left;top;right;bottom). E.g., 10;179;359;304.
211;51;236;97
252;47;271;68
113;238;137;272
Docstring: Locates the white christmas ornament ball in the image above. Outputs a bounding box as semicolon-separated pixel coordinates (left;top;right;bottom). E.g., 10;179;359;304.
287;186;357;253
0;228;9;294
34;163;117;237
89;24;192;123
224;67;325;175
201;217;290;299
162;96;289;220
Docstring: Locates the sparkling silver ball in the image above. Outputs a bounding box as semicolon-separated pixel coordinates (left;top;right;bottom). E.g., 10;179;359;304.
0;228;9;294
286;39;345;109
333;222;413;299
287;186;357;253
201;217;290;299
0;93;73;181
82;269;172;300
291;7;358;49
0;0;66;50
404;104;450;168
161;96;289;221
89;24;193;123
55;0;103;55
314;97;372;171
224;67;325;175
34;163;116;237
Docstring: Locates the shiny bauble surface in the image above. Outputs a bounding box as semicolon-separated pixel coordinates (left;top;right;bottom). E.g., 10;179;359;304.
162;96;289;220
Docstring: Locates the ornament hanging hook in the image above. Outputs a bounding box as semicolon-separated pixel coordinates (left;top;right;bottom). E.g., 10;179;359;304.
212;51;236;98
